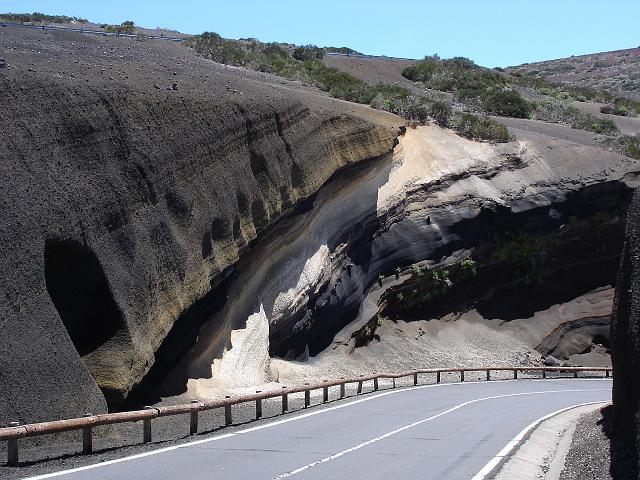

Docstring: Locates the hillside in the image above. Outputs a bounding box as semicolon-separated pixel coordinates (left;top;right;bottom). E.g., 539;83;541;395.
508;47;640;101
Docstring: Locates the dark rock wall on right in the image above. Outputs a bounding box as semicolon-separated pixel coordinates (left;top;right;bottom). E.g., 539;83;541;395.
612;188;640;478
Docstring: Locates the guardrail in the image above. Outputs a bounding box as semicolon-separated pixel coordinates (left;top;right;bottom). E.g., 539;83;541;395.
0;21;186;42
0;365;611;466
323;52;417;61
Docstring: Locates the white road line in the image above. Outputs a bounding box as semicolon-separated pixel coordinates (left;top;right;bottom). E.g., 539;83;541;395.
470;400;608;480
270;388;610;479
24;378;611;480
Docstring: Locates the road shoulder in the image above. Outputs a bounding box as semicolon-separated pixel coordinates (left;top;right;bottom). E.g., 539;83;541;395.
492;402;607;480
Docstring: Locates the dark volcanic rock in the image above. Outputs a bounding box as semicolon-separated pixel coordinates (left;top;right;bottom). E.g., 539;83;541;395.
611;189;640;478
0;28;399;424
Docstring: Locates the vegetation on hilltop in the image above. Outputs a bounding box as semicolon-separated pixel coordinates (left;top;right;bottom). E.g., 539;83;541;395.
293;45;324;61
402;56;535;119
100;20;136;34
508;48;640;104
0;12;88;23
188;32;411;112
513;71;640;115
187;33;513;144
323;46;362;56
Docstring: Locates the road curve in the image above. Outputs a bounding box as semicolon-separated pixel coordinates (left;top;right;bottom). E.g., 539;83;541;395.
27;378;611;480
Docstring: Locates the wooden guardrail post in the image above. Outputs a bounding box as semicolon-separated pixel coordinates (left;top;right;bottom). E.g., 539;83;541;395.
190;401;199;435
255;391;262;419
323;383;329;403
513;369;518;379
437;371;441;383
574;370;578;378
373;377;379;391
304;384;310;408
606;369;610;378
7;421;19;466
224;396;232;426
82;414;93;454
281;387;288;413
392;378;396;388
340;379;346;399
486;369;490;381
542;369;547;379
357;377;363;394
413;372;418;386
461;371;465;382
143;406;153;444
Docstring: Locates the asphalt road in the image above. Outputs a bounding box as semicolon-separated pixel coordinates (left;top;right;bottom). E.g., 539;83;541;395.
26;378;611;480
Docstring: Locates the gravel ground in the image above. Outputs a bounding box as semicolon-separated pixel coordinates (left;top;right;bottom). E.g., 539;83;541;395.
560;405;636;480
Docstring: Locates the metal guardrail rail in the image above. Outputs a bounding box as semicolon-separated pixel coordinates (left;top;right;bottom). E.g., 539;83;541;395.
0;365;611;466
0;21;186;42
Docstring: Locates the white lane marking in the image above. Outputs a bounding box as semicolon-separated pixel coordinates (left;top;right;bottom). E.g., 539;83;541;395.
470;400;607;480
24;378;611;479
270;389;610;479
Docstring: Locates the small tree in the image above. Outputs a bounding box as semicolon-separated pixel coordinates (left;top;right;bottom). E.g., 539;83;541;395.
293;45;323;61
430;101;452;127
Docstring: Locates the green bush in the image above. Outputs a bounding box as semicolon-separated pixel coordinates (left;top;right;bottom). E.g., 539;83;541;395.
0;11;88;23
293;45;324;61
402;56;506;99
323;46;362;55
481;90;534;118
571;114;618;135
430;101;452;127
453;113;513;142
404;103;430;125
607;135;640;159
103;21;136;34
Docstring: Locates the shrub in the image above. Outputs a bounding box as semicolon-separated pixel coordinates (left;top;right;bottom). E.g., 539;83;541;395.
430;101;452;127
0;11;88;23
404;103;430;125
103;21;136;34
402;56;506;99
607;135;640;159
481;90;534;118
454;114;513;142
571;114;618;135
323;46;362;56
614;106;628;116
601;104;628;116
293;45;324;61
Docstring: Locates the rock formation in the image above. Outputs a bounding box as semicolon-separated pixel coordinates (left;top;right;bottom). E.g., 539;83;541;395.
165;125;639;401
0;28;399;423
2;26;640;429
611;189;640;478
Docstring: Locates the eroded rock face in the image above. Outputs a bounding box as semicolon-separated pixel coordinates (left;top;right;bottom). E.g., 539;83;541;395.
611;189;640;477
161;125;639;403
0;72;398;422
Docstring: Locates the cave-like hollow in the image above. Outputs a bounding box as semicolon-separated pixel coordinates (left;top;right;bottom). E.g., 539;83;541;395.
44;239;125;357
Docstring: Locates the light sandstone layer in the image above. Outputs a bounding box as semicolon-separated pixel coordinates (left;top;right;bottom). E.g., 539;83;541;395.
165;124;639;401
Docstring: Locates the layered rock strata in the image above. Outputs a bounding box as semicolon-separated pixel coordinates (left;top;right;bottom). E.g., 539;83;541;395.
0;70;398;423
163;125;640;400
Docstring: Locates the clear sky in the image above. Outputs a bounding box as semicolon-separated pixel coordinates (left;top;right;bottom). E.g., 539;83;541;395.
2;0;639;67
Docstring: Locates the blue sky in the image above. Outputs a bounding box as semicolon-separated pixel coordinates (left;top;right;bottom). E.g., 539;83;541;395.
2;0;639;67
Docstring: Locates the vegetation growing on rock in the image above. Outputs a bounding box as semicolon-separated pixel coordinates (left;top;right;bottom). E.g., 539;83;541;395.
453;113;513;142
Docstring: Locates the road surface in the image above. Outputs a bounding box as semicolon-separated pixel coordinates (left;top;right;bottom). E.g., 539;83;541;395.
27;378;611;480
